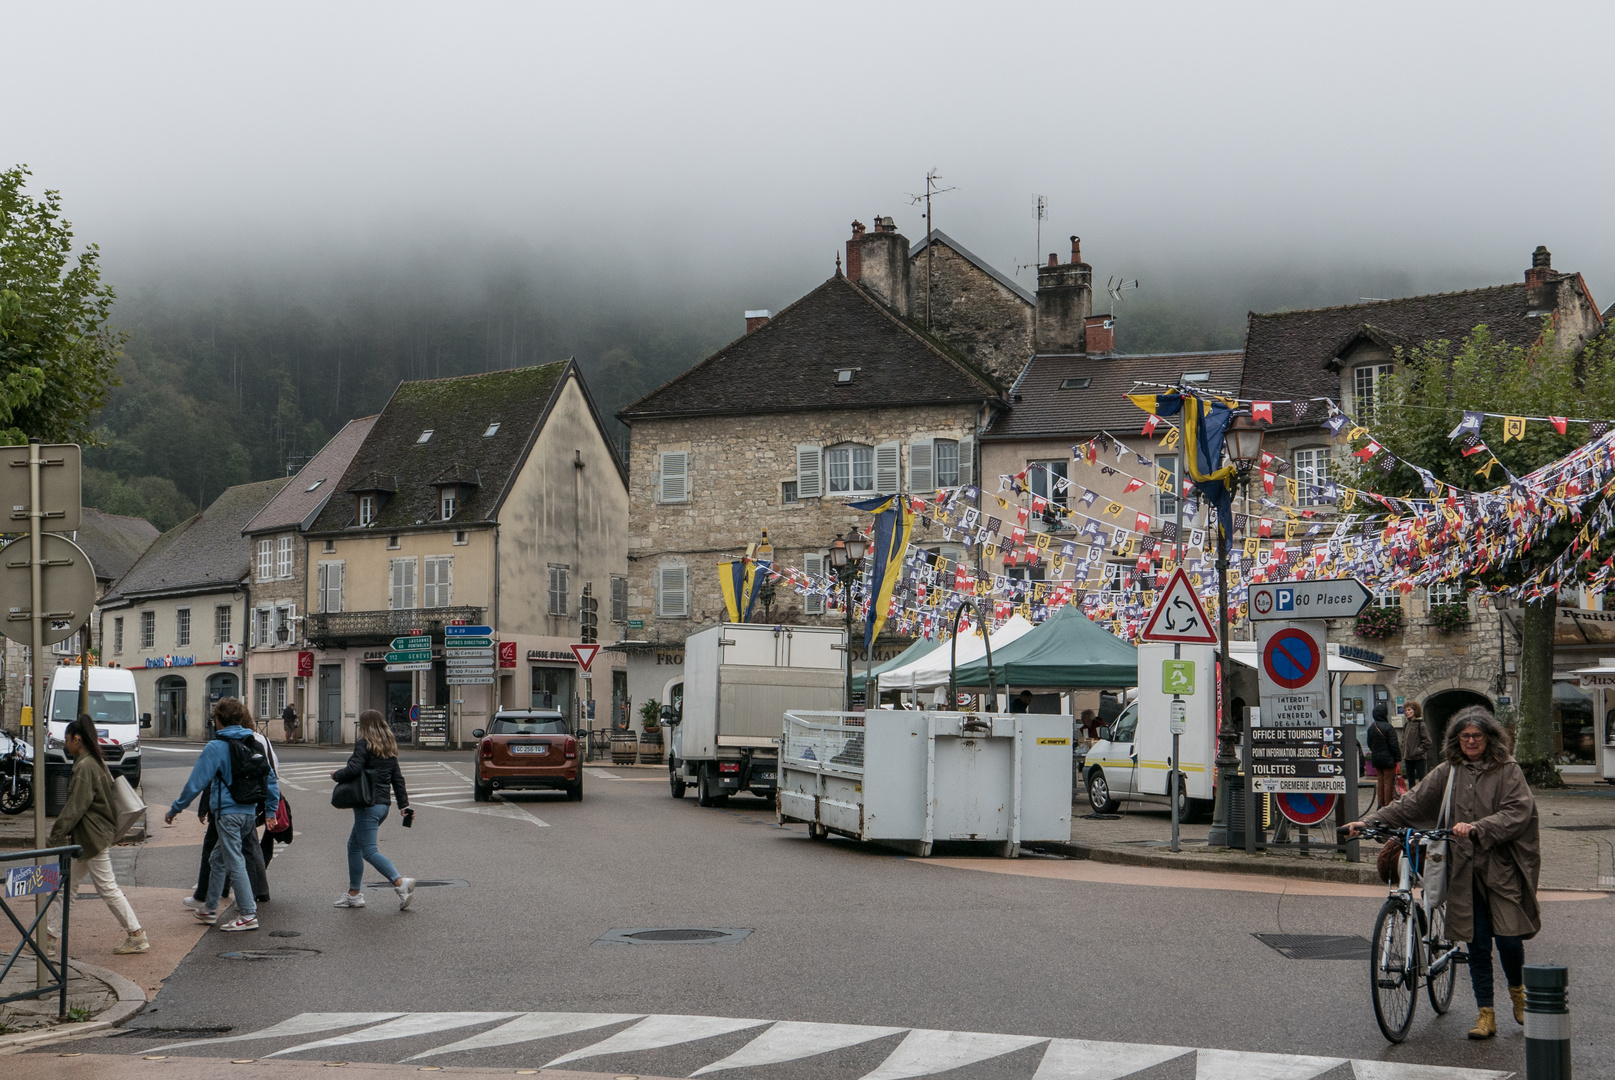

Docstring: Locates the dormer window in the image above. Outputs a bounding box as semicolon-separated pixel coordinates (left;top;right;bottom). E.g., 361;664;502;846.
441;491;457;520
483;423;500;437
417;429;434;444
358;494;376;526
305;478;325;492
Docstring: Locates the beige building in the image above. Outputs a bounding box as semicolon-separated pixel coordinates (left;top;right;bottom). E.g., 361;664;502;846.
303;360;628;747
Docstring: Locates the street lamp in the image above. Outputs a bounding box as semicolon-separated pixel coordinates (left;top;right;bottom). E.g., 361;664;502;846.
1208;409;1264;848
829;529;868;711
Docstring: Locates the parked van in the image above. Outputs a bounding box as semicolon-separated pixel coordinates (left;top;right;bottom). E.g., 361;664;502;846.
45;666;143;787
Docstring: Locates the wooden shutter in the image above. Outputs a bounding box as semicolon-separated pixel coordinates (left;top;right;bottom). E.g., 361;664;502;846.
875;441;900;495
958;434;975;488
327;563;344;613
803;553;826;615
908;438;933;493
659;451;689;503
659;565;688;617
796;445;823;499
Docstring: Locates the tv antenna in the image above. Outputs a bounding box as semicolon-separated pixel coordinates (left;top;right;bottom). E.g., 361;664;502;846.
907;168;955;328
1016;195;1048;278
1105;274;1139;318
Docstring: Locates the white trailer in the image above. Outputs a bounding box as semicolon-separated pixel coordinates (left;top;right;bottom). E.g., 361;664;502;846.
664;623;845;806
778;710;1074;857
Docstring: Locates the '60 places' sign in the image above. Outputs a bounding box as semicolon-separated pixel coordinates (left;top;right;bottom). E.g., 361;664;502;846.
1247;578;1370;621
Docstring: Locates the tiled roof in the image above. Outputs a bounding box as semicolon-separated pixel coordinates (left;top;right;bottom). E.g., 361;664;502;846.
309;361;604;533
102;478;290;603
982;351;1245;440
74;508;158;584
910;230;1036;306
243;416;378;535
617;275;1004;421
1241;283;1551;425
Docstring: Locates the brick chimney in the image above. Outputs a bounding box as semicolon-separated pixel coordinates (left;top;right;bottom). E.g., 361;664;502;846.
1035;235;1093;353
1524;245;1555;289
744;310;770;334
1084;314;1116;355
846;216;912;317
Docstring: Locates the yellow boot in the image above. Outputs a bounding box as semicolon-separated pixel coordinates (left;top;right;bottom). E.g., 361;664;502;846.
1509;985;1526;1025
1468;1007;1497;1039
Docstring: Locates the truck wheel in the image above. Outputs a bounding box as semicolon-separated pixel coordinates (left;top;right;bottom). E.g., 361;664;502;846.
669;766;686;799
1172;777;1194;823
697;766;727;807
1086;768;1119;814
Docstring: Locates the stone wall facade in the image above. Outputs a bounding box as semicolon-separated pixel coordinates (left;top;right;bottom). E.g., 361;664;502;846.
909;241;1035;385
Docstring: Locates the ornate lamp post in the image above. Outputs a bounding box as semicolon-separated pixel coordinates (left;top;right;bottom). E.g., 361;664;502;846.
1208;409;1265;847
829;529;868;711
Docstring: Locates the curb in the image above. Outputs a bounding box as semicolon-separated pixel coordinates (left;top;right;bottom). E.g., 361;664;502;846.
0;959;146;1053
1040;840;1383;885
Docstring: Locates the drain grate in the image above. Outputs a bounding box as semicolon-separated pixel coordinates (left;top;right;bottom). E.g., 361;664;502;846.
1254;933;1371;960
364;879;468;888
219;946;321;961
596;927;752;946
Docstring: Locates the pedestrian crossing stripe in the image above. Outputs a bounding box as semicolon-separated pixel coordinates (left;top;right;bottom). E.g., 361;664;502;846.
267;762;549;826
143;1012;1514;1079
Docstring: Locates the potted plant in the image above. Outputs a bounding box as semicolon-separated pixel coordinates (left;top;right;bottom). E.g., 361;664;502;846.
638;699;664;764
1427;602;1471;635
1354;605;1404;640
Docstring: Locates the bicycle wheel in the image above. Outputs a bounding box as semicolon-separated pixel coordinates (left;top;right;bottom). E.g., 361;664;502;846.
1424;903;1456;1014
1371;895;1418;1043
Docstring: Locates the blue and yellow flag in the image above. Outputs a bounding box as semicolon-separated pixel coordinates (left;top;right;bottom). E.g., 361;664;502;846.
1127;391;1238;542
718;538;773;623
848;494;913;649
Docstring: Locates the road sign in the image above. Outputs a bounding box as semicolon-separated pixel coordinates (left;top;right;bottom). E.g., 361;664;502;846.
1162;659;1196;696
386;649;433;664
445;624;492;637
441;636;491;648
571;643;601;671
1248;578;1370;621
386;661;433;673
1261;625;1322;691
390;635;428;651
1139;567;1218;644
0;443;81;533
444;648;492;659
447;675;495;685
1250;726;1347;793
1274;791;1339;826
0;534;97;646
1169;699;1187;735
409;705;420;722
446;658;495;669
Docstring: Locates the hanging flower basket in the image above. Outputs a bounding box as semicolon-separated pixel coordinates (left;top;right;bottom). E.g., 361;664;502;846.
1428;602;1471;635
1355;605;1404;640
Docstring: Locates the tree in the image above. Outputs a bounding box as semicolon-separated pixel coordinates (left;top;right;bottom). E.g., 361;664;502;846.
1356;322;1615;781
0;166;124;445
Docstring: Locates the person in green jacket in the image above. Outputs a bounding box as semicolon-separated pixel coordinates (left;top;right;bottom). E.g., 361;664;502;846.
47;715;147;955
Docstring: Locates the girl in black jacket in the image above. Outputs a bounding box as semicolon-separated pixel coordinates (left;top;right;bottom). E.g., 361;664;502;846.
331;710;415;909
1366;702;1401;810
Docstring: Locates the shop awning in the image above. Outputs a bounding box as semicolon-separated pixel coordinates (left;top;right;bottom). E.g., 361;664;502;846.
878;615;1036;692
853;634;944;693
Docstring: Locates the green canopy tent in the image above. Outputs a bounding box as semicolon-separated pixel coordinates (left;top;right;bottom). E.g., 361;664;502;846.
852;634;945;693
951;605;1138;689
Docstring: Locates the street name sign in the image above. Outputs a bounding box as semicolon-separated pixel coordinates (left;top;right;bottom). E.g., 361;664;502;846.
442;636;492;648
447;675;494;685
445;625;493;637
446;657;495;669
445;648;493;660
1248;578;1370;621
385;650;433;664
1139;567;1218;644
1249;725;1347;793
385;661;433;673
390;635;429;651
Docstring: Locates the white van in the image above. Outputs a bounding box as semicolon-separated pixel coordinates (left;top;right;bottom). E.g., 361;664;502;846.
45;666;143;787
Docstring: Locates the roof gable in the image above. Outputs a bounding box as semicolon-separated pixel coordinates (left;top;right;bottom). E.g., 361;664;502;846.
243;415;379;535
618;275;1003;421
74;508;159;584
910;230;1036;306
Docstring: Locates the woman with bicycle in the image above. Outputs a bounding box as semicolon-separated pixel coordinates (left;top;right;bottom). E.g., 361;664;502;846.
1349;705;1540;1040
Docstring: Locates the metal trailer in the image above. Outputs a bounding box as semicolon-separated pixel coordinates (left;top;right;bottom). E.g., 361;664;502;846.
778;710;1073;857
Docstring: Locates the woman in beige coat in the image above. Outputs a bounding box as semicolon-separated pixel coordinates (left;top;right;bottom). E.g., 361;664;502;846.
1349;705;1540;1040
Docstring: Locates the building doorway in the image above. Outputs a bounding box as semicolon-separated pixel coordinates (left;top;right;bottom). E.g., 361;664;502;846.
611;669;628;730
1424;689;1492;745
386;678;414;746
156;675;188;739
205;673;239;730
530;666;573;714
318;664;342;745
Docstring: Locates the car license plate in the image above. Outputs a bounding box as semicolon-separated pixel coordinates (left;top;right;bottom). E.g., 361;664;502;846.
755;772;775;780
510;745;547;754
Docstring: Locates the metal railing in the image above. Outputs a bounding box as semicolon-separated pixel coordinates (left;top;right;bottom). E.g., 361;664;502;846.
305;607;487;646
783;711;867;775
1;845;80;1016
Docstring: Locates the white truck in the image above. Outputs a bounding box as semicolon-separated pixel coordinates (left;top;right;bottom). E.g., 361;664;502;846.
663;623;845;806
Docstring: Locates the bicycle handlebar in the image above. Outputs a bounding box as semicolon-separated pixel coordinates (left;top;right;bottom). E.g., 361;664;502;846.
1337;825;1459;842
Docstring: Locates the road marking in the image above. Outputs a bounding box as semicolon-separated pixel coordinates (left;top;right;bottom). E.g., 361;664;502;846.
409;1013;642;1059
1032;1039;1192;1079
266;1013;519;1058
585;769;621;779
860;1029;1048;1080
542;1015;769;1068
692;1021;907;1075
1350;1064;1512;1080
1194;1047;1344;1080
139;744;203;754
148;1012;405;1052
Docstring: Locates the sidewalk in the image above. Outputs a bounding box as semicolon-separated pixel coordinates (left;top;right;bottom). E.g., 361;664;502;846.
0;957;145;1050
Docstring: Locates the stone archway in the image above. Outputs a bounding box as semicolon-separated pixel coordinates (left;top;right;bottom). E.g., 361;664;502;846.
1424;689;1493;746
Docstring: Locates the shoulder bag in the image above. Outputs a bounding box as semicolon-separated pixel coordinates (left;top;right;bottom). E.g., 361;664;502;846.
1421;765;1458;908
110;773;147;843
331;754;375;809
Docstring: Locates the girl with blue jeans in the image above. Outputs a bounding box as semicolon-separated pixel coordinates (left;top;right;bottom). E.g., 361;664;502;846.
331;710;416;909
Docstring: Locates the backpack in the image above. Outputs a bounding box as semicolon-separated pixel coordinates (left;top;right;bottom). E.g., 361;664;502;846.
225;737;272;806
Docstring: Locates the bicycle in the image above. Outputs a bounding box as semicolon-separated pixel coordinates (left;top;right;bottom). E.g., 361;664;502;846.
1344;825;1464;1043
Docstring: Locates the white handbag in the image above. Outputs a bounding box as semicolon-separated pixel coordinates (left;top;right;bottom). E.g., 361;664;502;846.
110;773;147;843
1421;766;1457;908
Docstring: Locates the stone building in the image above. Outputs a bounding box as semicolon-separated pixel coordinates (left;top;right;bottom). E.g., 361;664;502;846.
907;230;1035;384
1239;246;1607;748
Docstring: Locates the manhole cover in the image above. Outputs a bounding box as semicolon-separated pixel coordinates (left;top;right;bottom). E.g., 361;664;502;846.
268;930;302;938
1253;933;1371;960
363;879;468;888
596;927;752;946
218;946;321;961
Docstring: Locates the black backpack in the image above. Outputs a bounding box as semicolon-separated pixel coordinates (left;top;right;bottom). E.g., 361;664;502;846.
225;737;272;806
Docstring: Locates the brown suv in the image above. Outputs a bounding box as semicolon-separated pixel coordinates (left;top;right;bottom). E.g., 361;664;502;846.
471;711;582;801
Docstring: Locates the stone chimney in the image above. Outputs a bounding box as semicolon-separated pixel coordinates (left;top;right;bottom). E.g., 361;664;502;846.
1035;235;1093;353
744;310;770;334
846;216;912;317
1524;245;1555;289
1084;314;1116;356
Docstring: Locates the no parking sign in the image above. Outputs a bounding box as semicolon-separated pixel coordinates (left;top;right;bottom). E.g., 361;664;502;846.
1256;620;1329;724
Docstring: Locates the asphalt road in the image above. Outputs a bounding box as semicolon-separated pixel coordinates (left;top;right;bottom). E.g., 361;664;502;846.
73;744;1614;1078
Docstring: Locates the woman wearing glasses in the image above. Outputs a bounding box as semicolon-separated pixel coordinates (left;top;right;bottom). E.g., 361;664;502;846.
1348;705;1541;1040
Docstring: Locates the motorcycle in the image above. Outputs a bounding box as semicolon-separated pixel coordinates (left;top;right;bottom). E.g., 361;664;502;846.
0;729;35;815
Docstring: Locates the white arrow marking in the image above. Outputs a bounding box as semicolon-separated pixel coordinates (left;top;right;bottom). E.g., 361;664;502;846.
1196;1047;1345;1080
692;1021;908;1075
265;1012;517;1057
147;1012;404;1052
858;1029;1049;1080
1351;1064;1513;1080
1033;1038;1194;1079
543;1014;767;1067
409;1012;642;1060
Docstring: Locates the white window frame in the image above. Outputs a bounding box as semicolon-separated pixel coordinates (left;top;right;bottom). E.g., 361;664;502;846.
803;552;826;615
113;616;124;655
659;450;690;504
1372;590;1402;610
657;563;689;618
1155;455;1179;519
317;561;344;614
440;491;456;520
276;535;293;579
256;539;274;582
175;607;191;648
214;605;231;646
1354;363;1394;422
1030;459;1070;510
1427;580;1464;607
424;556;454;609
825;443;875;496
358;494;377;526
548;564;569;617
1293;447;1331;507
934;438;961;489
274;604;296;646
140;610;155;650
389;557;418;610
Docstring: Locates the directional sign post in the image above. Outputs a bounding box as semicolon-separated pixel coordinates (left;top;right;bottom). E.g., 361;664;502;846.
1247;578;1370;621
1139;568;1219;645
445;624;492;638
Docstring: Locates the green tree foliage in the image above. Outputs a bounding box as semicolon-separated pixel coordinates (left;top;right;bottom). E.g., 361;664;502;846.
0;166;124;444
82;467;196;533
1352;322;1615;779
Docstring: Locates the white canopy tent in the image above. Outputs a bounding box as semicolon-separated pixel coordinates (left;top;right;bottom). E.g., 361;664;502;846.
877;615;1036;693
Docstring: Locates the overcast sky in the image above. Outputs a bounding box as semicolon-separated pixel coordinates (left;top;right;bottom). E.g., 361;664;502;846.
9;2;1615;313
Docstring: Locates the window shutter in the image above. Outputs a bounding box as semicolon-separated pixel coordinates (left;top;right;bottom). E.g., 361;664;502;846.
958;434;974;488
659;451;689;503
331;562;344;613
441;557;453;607
909;439;933;493
249;611;258;647
796;444;823;499
316;564;327;613
659;565;688;617
405;559;417;609
803;553;826;615
875;441;900;495
423;557;439;607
